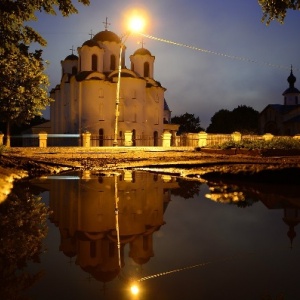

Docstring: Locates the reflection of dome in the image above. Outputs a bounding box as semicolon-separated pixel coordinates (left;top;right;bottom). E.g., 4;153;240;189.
133;48;152;56
64;54;78;61
93;30;120;43
132;257;150;265
82;266;120;283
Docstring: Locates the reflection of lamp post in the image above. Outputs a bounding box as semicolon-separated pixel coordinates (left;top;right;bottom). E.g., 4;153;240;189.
113;16;145;146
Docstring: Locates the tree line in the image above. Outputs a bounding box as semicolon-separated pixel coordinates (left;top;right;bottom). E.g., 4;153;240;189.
171;105;260;135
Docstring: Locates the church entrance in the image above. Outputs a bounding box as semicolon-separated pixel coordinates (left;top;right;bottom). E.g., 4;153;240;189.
153;131;158;146
99;129;104;146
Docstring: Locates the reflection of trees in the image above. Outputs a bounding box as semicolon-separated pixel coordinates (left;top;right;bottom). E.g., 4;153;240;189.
205;181;259;207
0;184;50;299
170;178;201;199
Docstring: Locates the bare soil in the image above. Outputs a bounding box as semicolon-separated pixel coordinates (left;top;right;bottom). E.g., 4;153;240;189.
1;147;300;183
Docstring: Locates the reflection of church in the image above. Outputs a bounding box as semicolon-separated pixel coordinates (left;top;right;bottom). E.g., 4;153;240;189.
34;171;178;283
259;68;300;135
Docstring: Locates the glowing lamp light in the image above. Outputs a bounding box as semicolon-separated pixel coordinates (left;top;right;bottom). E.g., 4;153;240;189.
128;16;145;33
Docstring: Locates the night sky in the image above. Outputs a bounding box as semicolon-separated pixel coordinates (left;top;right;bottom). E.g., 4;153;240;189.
32;0;300;129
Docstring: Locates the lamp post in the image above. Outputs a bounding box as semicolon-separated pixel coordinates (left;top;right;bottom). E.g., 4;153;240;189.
112;15;145;146
113;35;128;146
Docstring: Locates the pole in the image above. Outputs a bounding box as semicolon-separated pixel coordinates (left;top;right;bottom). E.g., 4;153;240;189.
113;43;124;146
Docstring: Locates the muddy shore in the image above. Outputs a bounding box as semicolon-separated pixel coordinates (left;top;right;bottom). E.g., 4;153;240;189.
1;147;300;179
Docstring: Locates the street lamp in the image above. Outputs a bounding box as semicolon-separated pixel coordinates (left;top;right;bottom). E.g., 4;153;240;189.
113;15;145;146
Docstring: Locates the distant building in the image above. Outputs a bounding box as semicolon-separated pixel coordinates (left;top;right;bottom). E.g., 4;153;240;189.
259;68;300;135
50;27;178;146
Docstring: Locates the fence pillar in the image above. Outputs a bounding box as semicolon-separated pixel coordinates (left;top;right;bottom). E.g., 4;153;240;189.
231;131;242;142
38;132;48;148
82;132;91;147
162;131;172;147
198;131;208;147
0;133;4;146
124;131;133;146
263;133;274;141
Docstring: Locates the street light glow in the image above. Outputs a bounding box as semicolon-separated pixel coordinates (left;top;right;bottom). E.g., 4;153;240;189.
128;16;145;33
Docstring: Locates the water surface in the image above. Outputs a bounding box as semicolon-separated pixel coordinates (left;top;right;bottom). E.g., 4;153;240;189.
1;170;299;300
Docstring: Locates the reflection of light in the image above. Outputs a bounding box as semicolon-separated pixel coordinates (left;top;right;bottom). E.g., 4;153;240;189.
40;176;80;180
130;284;139;295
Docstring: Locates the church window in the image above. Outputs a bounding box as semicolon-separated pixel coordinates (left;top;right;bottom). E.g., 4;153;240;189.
99;103;104;120
131;62;134;71
110;55;116;70
132;90;137;99
154;108;159;125
144;62;149;77
92;54;97;71
132;129;136;146
72;66;77;75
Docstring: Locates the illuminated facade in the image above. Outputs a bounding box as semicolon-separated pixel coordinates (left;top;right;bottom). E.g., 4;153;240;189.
50;28;176;146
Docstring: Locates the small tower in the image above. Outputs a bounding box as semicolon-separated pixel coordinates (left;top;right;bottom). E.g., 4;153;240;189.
282;67;300;105
130;47;155;78
61;52;78;76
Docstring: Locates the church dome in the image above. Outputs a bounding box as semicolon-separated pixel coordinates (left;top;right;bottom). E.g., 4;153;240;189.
133;48;152;56
93;30;120;43
82;39;101;48
283;68;300;95
64;54;78;61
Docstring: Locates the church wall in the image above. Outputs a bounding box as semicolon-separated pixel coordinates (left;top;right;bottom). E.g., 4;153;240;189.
144;87;165;138
80;80;116;135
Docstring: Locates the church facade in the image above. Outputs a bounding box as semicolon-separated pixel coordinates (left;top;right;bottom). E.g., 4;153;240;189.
259;68;300;136
50;28;176;146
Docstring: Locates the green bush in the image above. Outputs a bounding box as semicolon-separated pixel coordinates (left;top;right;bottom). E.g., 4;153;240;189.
217;137;300;150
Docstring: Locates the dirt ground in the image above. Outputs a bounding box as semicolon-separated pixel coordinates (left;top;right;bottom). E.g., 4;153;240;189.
1;146;300;177
1;146;300;203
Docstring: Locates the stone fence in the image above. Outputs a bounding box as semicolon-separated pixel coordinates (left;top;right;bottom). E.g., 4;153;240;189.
0;131;299;148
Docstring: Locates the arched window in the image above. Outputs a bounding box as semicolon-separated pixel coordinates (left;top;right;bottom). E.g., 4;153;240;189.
131;62;134;71
110;55;116;70
72;66;77;75
92;54;97;71
144;62;149;77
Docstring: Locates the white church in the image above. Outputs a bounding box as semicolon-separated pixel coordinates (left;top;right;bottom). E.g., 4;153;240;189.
49;25;178;146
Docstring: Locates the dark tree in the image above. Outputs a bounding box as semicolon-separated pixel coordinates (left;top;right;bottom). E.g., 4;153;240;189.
0;0;90;146
206;109;233;133
259;0;300;24
231;105;259;134
171;112;204;134
206;105;259;134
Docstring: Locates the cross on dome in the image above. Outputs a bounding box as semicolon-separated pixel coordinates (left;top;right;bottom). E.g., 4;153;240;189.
70;45;75;55
103;17;111;30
